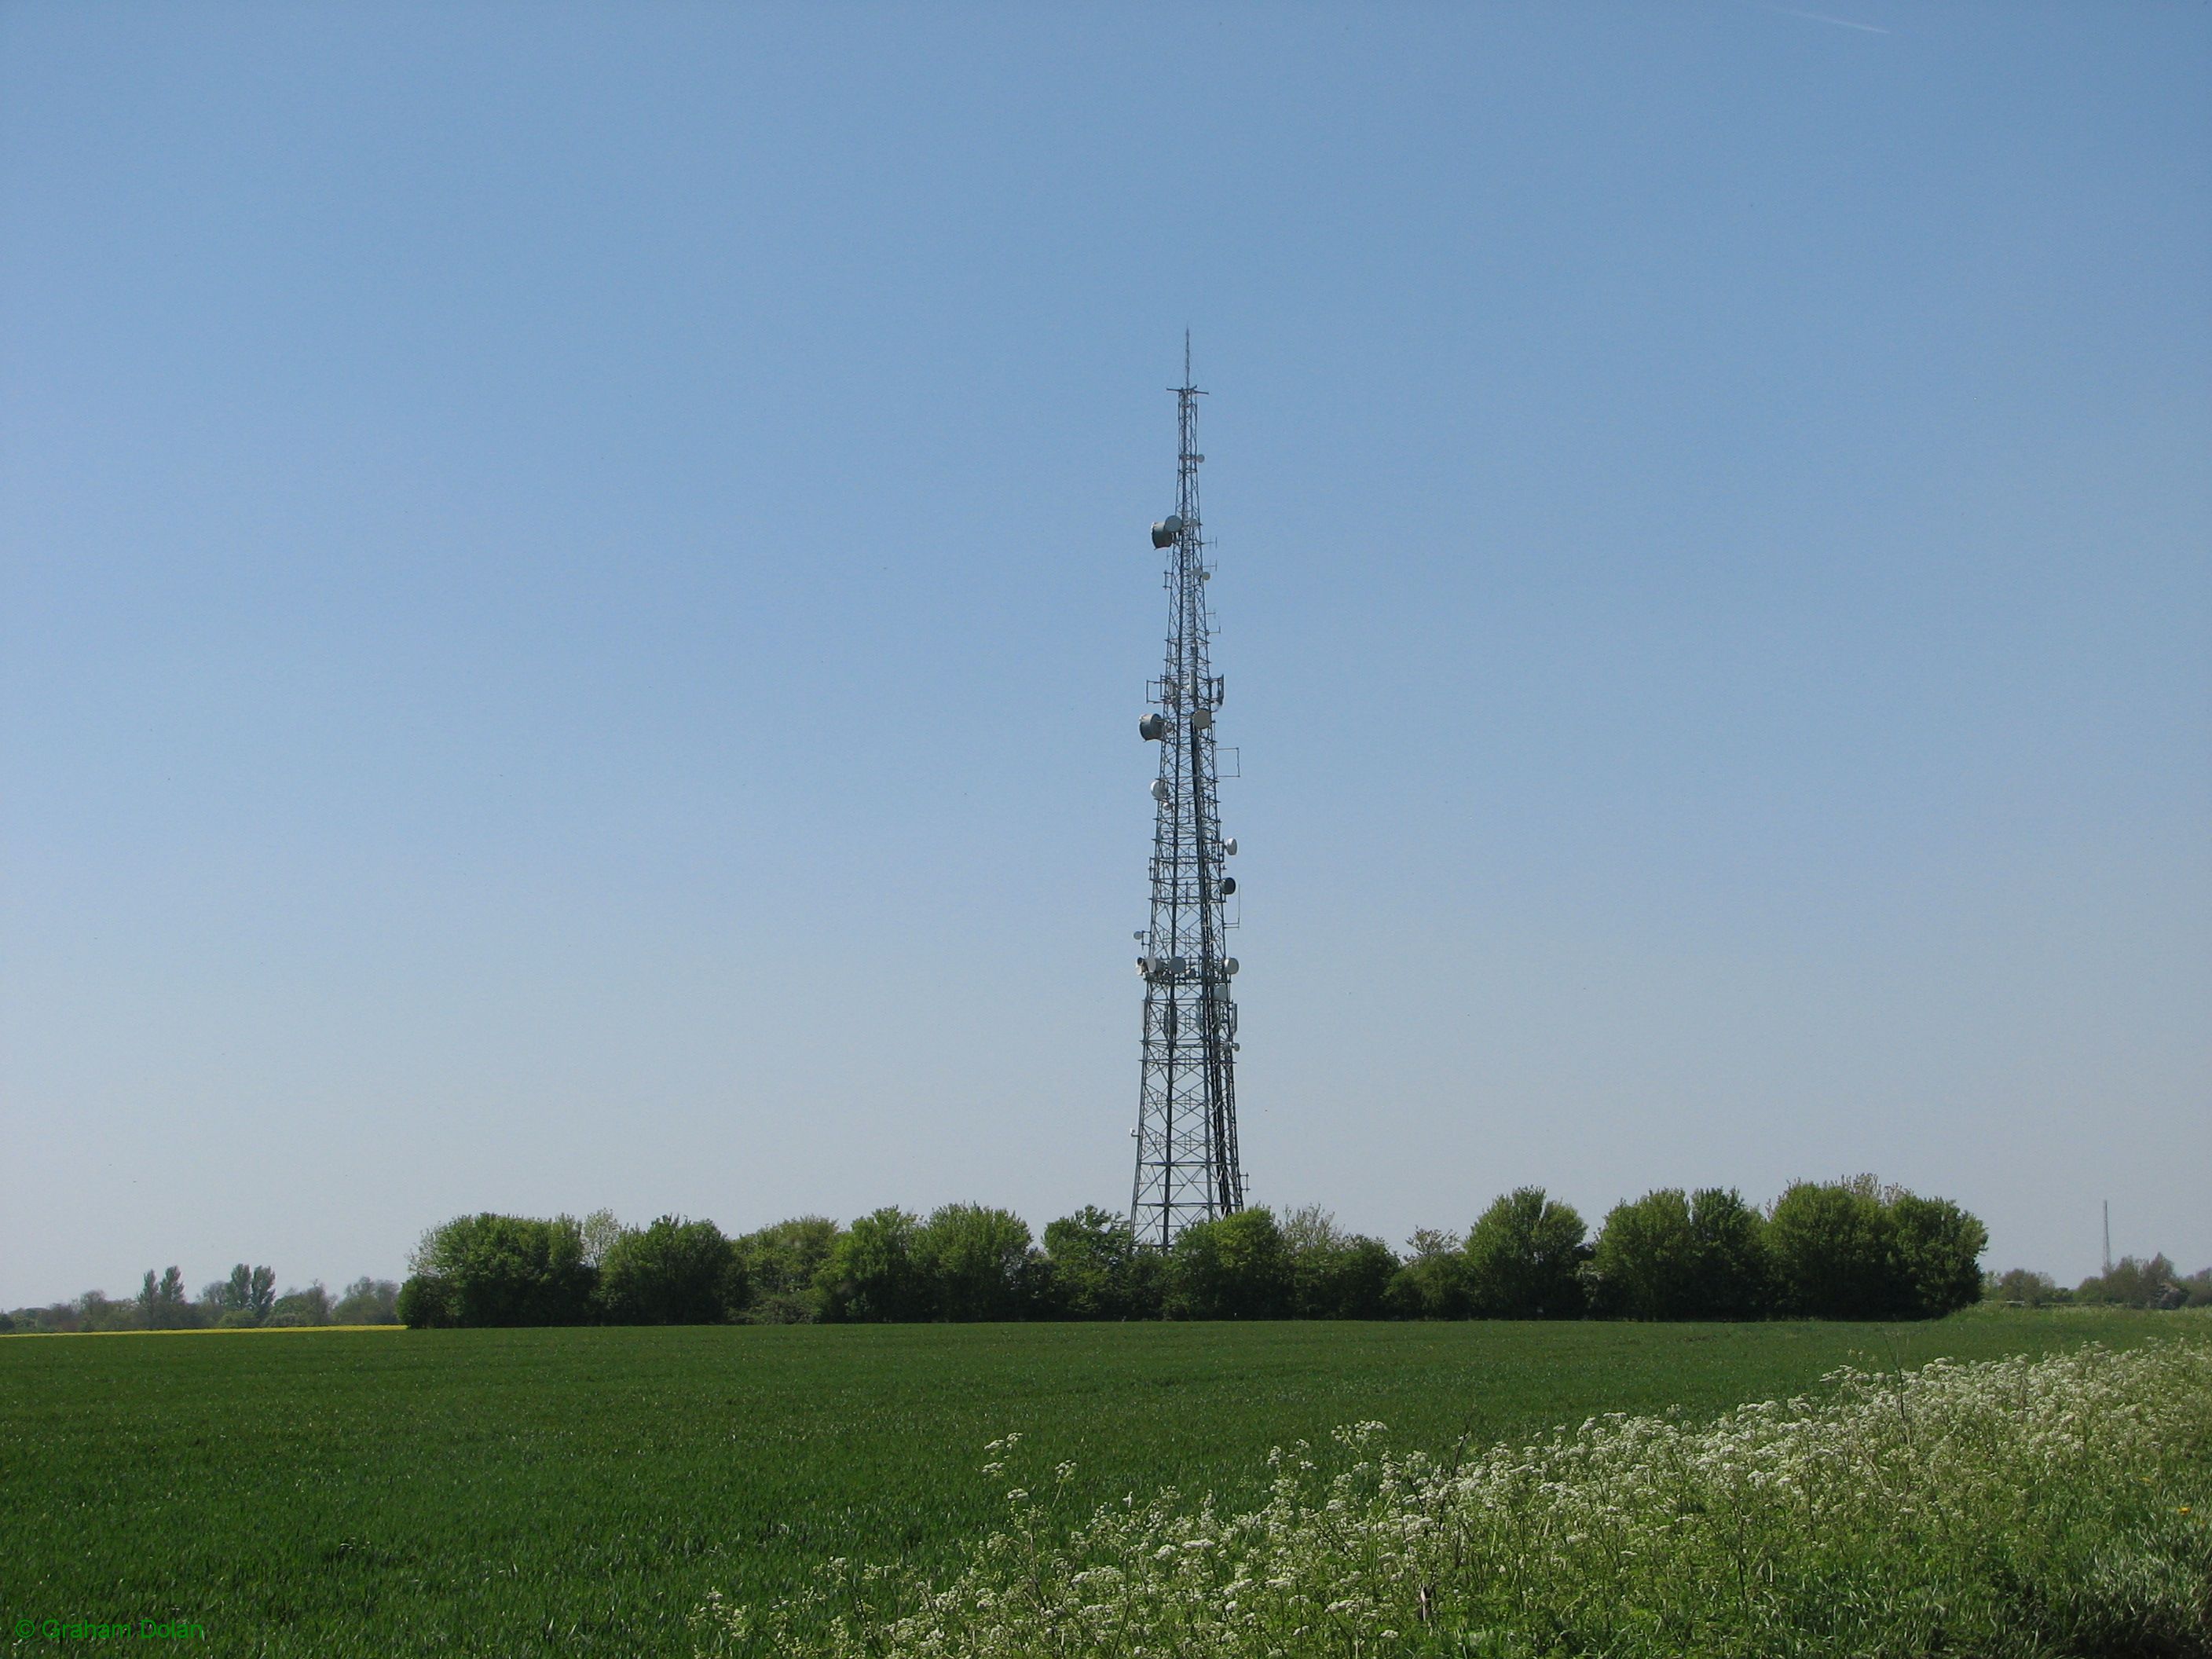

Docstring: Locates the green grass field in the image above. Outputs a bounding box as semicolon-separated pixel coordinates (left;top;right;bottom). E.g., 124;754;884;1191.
0;1311;2191;1655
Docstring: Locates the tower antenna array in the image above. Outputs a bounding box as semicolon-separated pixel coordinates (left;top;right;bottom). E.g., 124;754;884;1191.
1130;342;1247;1246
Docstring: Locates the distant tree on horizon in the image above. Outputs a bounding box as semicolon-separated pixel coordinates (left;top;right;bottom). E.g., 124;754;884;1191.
332;1277;401;1324
1165;1208;1292;1320
1279;1206;1395;1320
914;1203;1035;1323
1466;1188;1590;1319
1386;1229;1472;1320
596;1217;734;1325
816;1207;927;1323
1040;1206;1163;1320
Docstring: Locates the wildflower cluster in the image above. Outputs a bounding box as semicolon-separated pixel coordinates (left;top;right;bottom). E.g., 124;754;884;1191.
695;1341;2212;1657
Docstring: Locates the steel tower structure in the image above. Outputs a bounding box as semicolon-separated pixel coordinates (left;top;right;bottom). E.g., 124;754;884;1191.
1130;343;1246;1247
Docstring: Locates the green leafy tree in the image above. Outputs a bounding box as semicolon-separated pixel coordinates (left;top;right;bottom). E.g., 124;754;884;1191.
1988;1267;2064;1307
267;1283;332;1327
136;1266;195;1330
396;1274;453;1328
75;1290;140;1332
733;1217;843;1323
1279;1206;1397;1320
816;1207;925;1323
1596;1188;1774;1320
914;1203;1035;1322
1766;1177;1901;1319
1685;1188;1773;1319
1889;1192;1987;1317
1465;1188;1590;1319
1040;1207;1163;1320
1591;1189;1700;1320
2078;1254;2188;1309
404;1214;595;1327
596;1216;736;1324
214;1264;278;1324
332;1277;401;1324
1166;1208;1292;1320
1385;1229;1472;1320
579;1209;624;1271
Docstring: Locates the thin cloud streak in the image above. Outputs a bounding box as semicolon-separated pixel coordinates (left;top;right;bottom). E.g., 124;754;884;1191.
1767;5;1892;35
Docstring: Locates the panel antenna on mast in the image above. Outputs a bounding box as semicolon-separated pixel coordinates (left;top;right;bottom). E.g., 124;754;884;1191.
1128;342;1247;1246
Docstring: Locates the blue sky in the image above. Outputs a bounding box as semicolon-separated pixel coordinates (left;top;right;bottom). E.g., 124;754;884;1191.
3;2;2206;1304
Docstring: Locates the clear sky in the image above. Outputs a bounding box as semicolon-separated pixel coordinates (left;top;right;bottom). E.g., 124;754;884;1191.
3;3;2206;1306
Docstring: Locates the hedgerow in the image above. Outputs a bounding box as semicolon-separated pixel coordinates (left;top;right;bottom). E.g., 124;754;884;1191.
698;1340;2212;1658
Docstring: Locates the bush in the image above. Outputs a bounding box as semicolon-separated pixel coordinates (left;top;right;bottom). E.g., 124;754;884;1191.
1464;1187;1589;1318
597;1217;736;1325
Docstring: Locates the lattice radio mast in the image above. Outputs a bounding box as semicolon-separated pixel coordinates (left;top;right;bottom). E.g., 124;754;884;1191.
1130;337;1247;1247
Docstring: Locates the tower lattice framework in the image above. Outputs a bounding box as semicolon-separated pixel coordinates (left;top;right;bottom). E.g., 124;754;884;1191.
1130;352;1246;1247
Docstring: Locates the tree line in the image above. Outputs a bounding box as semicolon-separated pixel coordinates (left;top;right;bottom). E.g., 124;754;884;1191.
1992;1256;2212;1311
1;1270;399;1335
394;1176;1998;1329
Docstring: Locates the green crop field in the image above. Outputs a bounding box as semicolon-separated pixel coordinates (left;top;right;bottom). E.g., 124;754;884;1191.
0;1311;2192;1655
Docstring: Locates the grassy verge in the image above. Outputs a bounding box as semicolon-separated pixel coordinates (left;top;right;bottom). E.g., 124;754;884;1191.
711;1340;2212;1658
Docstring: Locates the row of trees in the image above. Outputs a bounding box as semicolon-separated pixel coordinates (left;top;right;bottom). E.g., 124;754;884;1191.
1;1270;399;1334
1990;1256;2212;1311
397;1177;1996;1329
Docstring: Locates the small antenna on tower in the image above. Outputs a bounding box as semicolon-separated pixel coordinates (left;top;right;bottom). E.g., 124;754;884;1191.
1129;341;1245;1247
2103;1199;2111;1276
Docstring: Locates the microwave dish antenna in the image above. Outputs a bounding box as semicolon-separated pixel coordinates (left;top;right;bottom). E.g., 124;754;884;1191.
1125;336;1248;1245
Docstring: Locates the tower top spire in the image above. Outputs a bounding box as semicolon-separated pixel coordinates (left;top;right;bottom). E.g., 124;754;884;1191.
1176;331;1203;397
